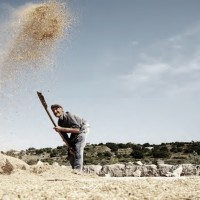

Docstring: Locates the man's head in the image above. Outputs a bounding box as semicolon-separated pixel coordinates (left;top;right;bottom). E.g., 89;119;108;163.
51;104;64;119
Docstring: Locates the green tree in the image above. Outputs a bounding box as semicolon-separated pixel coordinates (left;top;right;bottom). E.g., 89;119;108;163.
104;151;112;157
152;148;170;158
35;149;44;155
131;150;144;159
125;142;134;148
143;143;150;147
105;142;119;152
184;142;200;155
50;149;59;157
132;145;142;151
118;143;127;148
143;148;152;156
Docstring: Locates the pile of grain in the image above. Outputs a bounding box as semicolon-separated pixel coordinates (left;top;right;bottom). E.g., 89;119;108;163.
0;169;200;199
0;154;200;199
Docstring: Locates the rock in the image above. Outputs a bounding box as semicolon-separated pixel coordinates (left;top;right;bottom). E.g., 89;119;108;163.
156;159;165;165
182;164;197;176
101;164;125;177
132;169;142;177
31;162;50;174
172;165;183;177
158;164;176;176
125;164;145;177
1;159;14;175
125;163;137;177
0;153;29;174
196;165;200;176
83;165;102;175
82;163;200;177
52;162;60;167
125;163;151;177
144;165;158;177
136;161;143;166
105;173;111;177
36;160;44;165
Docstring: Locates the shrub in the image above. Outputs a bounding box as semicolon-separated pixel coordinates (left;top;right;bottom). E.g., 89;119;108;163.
118;143;127;149
131;150;144;159
27;159;37;165
143;143;150;147
184;143;200;155
132;145;142;151
105;143;118;152
104;151;113;157
152;148;170;158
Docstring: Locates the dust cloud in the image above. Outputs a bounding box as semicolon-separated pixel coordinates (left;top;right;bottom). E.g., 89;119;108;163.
0;0;73;89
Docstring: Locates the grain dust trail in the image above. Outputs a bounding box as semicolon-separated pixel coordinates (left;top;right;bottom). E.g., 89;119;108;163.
0;0;73;89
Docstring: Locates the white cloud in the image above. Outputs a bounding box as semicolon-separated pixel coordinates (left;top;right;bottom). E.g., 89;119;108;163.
130;40;139;46
122;62;169;83
168;22;200;43
121;23;200;96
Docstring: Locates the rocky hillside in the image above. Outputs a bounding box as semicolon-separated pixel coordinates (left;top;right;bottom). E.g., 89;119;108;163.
2;141;200;166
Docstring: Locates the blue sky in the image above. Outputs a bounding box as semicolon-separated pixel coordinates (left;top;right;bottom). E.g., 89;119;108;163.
0;0;200;151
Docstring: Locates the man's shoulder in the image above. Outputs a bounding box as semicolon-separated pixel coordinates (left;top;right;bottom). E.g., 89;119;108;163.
65;111;70;116
63;111;72;119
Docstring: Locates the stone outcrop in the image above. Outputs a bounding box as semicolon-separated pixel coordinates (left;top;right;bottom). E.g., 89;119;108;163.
158;164;176;176
83;165;102;175
182;164;199;176
101;164;125;177
83;163;200;177
125;162;138;176
0;153;29;174
30;160;51;174
144;164;159;177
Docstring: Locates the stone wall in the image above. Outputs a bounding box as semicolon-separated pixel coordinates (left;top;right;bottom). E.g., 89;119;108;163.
83;163;200;177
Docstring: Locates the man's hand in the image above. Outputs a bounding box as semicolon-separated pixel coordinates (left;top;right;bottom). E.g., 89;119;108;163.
54;126;64;133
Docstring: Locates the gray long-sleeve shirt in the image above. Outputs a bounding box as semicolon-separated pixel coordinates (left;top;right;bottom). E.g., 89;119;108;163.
58;112;89;143
58;112;89;145
58;112;87;130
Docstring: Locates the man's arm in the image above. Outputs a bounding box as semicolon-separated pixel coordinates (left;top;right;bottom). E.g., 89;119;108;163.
54;126;80;134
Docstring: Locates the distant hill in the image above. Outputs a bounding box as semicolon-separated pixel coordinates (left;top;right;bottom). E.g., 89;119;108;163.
2;141;200;166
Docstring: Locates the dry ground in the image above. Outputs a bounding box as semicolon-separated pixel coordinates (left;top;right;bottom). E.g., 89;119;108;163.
0;167;200;200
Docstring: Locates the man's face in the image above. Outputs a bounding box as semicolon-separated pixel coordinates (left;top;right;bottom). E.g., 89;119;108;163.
52;107;64;119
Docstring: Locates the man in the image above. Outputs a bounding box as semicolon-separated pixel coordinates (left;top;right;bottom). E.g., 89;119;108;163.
51;104;90;172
